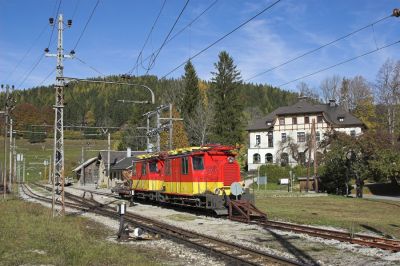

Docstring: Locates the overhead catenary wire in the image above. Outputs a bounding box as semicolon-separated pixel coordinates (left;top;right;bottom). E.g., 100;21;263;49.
145;0;191;75
276;39;400;88
47;0;62;49
72;0;100;51
127;0;219;75
131;0;167;74
75;56;105;77
161;0;282;79
71;0;81;20
5;23;48;83
38;69;56;87
18;53;45;88
245;14;393;82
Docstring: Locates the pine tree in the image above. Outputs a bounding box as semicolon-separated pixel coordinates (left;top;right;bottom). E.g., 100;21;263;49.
209;51;244;145
181;61;200;118
181;60;201;145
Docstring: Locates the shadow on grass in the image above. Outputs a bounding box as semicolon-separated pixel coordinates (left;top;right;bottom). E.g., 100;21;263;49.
360;224;393;239
264;228;320;265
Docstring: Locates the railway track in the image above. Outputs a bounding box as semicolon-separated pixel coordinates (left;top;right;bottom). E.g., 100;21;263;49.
32;183;400;252
23;183;302;266
256;220;400;252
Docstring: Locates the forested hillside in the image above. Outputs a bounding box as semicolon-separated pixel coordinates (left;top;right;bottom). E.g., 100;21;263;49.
1;73;297;141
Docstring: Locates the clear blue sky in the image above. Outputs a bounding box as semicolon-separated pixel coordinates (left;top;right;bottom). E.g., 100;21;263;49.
1;0;399;93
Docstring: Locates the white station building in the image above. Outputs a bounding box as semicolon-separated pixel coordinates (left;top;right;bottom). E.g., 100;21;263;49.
246;99;365;171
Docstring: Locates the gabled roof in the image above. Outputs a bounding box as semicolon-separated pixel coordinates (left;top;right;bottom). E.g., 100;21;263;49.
111;151;148;170
72;157;97;172
247;100;364;131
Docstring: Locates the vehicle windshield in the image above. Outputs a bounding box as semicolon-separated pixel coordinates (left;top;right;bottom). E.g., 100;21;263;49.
149;161;158;173
192;156;204;170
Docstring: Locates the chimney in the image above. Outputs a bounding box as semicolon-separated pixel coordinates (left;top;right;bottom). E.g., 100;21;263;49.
127;147;131;157
328;99;336;107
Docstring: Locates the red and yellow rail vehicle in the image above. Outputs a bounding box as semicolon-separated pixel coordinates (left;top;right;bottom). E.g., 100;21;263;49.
130;145;252;215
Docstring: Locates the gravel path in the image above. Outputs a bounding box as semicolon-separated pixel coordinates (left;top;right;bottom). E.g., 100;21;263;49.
22;184;400;265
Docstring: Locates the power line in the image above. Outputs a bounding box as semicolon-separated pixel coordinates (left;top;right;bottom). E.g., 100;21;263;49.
245;14;393;82
145;0;191;75
71;0;81;20
5;23;48;83
75;56;105;77
18;53;45;88
276;39;400;88
127;0;218;75
38;69;56;87
161;0;282;78
47;0;62;49
72;0;100;51
131;0;167;74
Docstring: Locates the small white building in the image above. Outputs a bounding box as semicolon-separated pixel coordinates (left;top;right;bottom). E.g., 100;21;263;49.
247;99;365;171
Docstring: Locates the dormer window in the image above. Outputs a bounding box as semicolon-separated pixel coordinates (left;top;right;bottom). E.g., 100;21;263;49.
266;122;271;126
338;116;344;122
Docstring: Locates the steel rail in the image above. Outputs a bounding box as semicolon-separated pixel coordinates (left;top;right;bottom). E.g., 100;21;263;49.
49;184;400;252
26;183;302;266
257;220;400;252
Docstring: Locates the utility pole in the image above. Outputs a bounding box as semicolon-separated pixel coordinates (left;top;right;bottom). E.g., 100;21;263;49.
312;119;318;192
169;103;173;150
143;104;182;152
81;146;85;186
9;119;12;188
107;132;110;188
23;158;26;183
45;14;73;215
2;84;9;198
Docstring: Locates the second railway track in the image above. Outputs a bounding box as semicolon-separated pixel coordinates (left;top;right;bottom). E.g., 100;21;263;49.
22;183;302;266
66;184;400;252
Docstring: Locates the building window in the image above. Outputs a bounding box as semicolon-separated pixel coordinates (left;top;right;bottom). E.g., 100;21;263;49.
281;153;289;166
305;116;310;124
279;117;285;125
192;156;204;170
181;157;189;174
265;153;273;163
164;160;171;175
350;130;356;138
141;163;147;175
297;132;306;142
253;153;261;164
281;133;287;142
292;117;297;124
255;135;261;146
268;131;273;148
316;131;321;142
149;161;158;173
338;116;344;122
317;115;323;123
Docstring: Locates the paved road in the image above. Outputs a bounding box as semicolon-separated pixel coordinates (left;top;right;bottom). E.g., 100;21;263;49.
351;194;400;202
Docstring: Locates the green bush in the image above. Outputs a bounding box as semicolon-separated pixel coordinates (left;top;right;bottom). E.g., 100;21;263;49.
258;164;324;184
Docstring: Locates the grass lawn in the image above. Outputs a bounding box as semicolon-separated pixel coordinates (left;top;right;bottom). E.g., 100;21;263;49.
0;198;161;266
0;138;111;182
255;191;400;239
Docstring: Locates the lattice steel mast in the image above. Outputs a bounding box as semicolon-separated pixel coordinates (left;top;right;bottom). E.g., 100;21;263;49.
45;14;73;215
